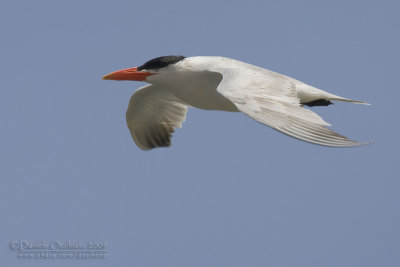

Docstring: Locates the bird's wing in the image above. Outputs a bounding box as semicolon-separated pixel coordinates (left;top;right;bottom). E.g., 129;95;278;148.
126;84;188;150
215;68;363;147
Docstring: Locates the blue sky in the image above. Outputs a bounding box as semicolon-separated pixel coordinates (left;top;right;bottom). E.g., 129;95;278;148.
1;0;399;266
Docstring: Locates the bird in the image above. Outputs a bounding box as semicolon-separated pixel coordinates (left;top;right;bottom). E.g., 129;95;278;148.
103;55;369;150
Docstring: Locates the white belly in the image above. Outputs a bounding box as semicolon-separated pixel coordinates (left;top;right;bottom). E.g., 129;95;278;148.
147;71;238;112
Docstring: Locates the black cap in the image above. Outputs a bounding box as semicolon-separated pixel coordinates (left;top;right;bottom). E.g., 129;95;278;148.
137;56;186;71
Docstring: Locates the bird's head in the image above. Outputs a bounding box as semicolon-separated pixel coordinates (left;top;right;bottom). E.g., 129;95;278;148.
102;55;186;82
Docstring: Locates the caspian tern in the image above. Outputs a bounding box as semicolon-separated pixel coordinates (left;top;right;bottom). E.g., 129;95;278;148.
103;56;369;150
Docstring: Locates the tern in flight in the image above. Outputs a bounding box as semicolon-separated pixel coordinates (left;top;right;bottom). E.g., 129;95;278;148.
103;56;369;150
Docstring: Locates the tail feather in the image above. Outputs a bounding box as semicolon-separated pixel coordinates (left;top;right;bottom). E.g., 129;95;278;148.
328;97;371;105
296;84;370;106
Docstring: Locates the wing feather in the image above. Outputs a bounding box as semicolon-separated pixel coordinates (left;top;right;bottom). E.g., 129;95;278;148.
215;68;364;147
126;85;187;150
